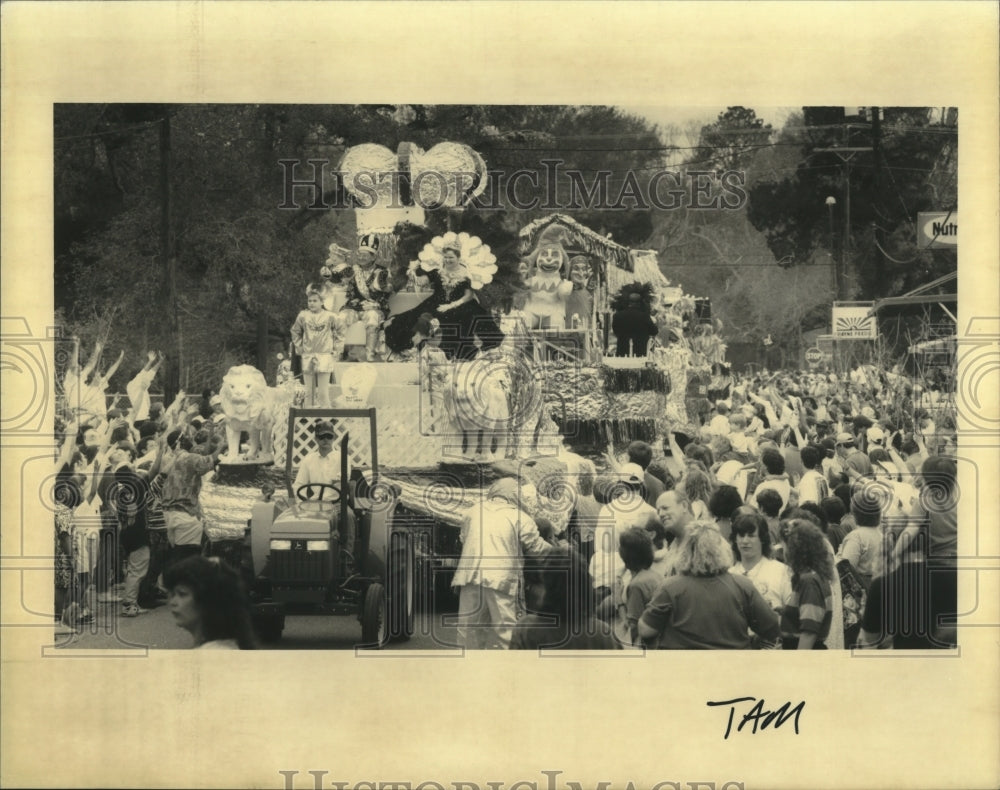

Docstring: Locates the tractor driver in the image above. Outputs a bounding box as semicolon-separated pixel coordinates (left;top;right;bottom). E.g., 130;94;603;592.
293;420;357;560
293;420;339;493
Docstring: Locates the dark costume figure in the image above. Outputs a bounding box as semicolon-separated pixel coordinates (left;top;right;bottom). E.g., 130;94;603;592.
610;284;658;357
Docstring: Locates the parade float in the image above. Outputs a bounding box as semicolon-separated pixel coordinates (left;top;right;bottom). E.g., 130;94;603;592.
200;143;726;575
513;213;725;448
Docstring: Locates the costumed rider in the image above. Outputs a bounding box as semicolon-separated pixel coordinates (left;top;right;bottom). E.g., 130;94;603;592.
610;283;658;357
523;228;573;330
382;231;502;361
314;242;352;312
328;234;392;361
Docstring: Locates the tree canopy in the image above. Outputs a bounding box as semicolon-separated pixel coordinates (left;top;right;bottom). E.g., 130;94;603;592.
54;103;665;396
54;103;958;390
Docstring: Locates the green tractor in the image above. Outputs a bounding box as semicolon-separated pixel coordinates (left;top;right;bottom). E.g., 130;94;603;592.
246;407;421;647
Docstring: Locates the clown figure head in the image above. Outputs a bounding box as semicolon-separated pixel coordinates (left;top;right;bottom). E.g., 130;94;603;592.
533;242;567;276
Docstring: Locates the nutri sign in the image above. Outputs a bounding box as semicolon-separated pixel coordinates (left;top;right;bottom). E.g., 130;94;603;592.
832;303;877;339
917;211;958;249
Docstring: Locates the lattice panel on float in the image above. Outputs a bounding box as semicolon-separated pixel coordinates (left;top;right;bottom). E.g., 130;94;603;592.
377;403;445;468
286;411;376;474
271;424;288;466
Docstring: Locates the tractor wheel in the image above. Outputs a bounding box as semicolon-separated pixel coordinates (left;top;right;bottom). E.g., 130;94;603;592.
361;582;387;648
387;532;415;642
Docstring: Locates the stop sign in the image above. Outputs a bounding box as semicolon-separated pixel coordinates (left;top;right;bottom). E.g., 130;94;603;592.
805;346;824;366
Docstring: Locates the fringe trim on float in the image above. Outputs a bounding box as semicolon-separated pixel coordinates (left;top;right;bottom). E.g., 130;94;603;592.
555;417;659;447
518;214;633;273
600;365;671;394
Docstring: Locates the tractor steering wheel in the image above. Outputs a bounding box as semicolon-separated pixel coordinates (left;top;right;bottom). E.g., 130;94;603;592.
295;483;342;504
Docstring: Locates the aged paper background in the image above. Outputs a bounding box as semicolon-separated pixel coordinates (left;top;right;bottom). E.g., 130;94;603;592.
2;2;998;788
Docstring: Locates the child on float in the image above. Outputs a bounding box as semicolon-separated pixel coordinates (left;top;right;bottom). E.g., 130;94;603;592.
290;287;346;408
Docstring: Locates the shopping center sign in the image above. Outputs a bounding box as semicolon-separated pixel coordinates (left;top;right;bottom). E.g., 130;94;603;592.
832;303;877;339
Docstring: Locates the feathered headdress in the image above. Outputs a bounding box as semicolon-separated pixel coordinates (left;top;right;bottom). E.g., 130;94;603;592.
609;282;655;313
416;231;497;290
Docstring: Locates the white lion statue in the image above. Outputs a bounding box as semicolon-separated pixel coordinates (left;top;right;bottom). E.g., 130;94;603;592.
220;364;289;462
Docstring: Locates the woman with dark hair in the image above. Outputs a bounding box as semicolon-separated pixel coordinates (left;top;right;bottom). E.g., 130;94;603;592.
637;523;780;649
708;484;744;539
510;546;620;650
821;495;851;553
729;512;792;615
384;234;502;360
780;506;845;648
617;527;661;645
164;556;256;649
780;520;836;650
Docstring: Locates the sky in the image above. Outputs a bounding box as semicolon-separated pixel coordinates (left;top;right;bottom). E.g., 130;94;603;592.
617;106;797;165
620;105;796;136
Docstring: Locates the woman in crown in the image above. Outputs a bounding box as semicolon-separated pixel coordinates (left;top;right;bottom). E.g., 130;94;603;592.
383;231;502;361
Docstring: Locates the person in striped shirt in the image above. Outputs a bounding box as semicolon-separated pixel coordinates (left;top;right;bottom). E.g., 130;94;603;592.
780;519;835;649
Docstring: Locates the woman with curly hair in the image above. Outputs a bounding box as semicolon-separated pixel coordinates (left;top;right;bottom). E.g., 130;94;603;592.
637;522;780;649
780;519;835;650
683;466;714;522
164;556;256;649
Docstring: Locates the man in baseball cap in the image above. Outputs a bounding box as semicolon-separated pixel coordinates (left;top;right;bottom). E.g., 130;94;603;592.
293;420;339;493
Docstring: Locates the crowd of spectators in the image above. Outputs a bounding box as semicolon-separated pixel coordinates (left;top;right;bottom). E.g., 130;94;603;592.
54;340;231;631
453;365;958;651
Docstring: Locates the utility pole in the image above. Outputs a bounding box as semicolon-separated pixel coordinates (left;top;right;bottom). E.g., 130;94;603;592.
159;107;179;403
816;145;873;299
870;108;885;284
825;196;838;295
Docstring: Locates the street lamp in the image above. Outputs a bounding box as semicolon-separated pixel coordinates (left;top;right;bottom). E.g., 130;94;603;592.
825;196;838;298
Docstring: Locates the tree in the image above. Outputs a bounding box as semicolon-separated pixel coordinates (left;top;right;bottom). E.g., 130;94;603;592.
690;106;773;171
54;104;668;394
745;107;957;299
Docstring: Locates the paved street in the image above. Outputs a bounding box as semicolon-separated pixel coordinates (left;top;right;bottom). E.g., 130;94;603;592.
54;598;462;652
